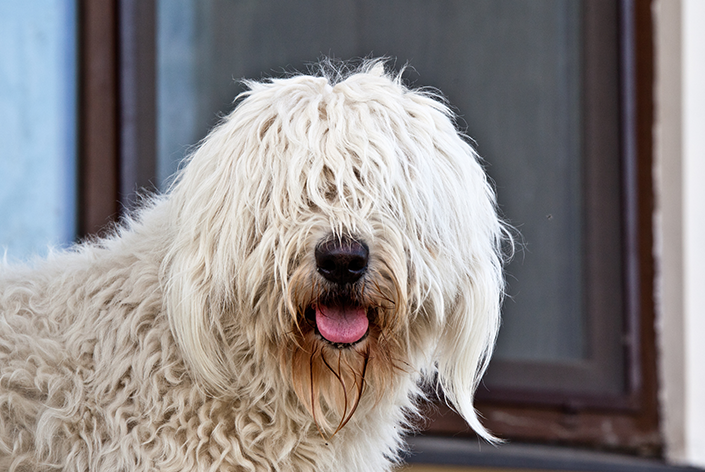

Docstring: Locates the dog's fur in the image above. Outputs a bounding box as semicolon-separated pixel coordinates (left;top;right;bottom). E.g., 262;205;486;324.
0;60;505;471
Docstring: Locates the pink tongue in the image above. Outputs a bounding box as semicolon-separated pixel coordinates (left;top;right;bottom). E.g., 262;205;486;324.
315;305;369;344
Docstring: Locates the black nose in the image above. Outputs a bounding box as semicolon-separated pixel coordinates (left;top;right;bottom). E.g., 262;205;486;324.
315;236;369;285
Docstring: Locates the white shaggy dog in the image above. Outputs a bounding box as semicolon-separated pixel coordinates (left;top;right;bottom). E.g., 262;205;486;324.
0;60;505;471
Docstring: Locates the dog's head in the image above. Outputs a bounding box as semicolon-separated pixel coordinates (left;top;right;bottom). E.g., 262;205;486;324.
162;60;506;440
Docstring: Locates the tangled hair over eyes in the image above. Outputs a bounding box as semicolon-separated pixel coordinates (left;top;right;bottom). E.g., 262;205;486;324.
163;57;507;443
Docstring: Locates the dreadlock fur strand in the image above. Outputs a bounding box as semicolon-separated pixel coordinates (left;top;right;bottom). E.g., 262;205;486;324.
0;59;507;471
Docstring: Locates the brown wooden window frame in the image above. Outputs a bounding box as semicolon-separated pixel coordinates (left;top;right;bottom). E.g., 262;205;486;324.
78;0;156;238
79;0;660;456
78;0;121;237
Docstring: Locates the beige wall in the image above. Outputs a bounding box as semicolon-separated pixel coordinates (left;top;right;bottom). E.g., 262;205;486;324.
654;0;705;467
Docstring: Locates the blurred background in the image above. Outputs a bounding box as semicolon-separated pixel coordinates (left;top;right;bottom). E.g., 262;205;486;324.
1;1;703;471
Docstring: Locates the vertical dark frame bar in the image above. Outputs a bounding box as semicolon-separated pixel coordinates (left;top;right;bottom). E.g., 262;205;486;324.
620;0;643;401
78;0;157;237
631;0;660;446
119;0;157;208
580;0;625;398
78;0;121;237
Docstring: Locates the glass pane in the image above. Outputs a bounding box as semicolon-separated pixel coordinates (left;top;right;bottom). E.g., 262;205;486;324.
156;0;613;374
0;1;77;261
487;3;584;362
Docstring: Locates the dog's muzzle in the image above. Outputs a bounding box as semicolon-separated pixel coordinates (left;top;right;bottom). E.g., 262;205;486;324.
313;236;370;345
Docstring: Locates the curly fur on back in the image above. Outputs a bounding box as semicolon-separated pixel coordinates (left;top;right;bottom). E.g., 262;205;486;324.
0;60;506;471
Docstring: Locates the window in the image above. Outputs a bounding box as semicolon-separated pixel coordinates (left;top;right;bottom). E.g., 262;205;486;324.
80;0;660;459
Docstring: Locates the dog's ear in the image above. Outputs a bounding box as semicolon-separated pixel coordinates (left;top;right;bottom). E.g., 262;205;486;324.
160;122;245;395
426;160;507;442
162;237;233;394
434;263;503;442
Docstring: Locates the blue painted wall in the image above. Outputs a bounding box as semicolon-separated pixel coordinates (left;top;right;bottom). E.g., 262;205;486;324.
0;1;77;261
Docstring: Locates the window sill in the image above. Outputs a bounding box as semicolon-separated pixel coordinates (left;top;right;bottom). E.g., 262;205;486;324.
403;436;703;472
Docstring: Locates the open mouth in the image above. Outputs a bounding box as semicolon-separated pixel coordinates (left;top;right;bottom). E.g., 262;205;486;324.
307;302;370;346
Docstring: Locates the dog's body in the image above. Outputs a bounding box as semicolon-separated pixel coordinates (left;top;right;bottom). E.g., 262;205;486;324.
0;61;505;471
